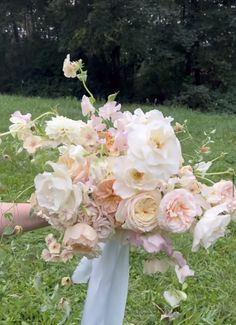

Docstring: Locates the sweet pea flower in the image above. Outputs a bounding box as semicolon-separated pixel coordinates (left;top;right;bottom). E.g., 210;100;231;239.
98;101;122;121
9;111;33;140
63;54;80;78
10;111;32;123
175;265;194;284
91;115;106;131
81;95;95;116
141;233;173;255
158;189;199;233
164;290;187;308
23;134;42;153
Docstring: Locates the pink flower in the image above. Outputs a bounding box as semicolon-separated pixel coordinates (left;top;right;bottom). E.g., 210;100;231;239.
23;135;42;153
91;115;106;131
159;189;199;233
77;199;116;240
81;95;95;116
63;223;98;256
141;233;173;255
10;111;32;123
213;180;236;212
98;101;122;121
175;265;194;284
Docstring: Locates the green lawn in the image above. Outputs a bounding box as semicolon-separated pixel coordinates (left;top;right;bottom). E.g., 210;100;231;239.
0;94;236;325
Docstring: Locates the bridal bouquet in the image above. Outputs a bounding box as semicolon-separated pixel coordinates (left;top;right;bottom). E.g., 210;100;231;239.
1;55;235;321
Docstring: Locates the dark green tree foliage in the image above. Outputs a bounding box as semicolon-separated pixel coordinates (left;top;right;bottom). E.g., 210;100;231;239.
0;0;235;111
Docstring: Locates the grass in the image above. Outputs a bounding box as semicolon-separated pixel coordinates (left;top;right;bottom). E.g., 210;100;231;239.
0;94;236;325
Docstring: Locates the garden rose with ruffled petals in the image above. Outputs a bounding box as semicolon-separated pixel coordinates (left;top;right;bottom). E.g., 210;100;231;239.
115;191;161;232
63;223;98;255
34;162;82;213
93;178;121;214
159;189;199;233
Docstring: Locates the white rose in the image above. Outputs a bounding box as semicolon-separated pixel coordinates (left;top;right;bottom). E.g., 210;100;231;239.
45;116;85;146
34;162;82;213
127;118;182;181
112;156;159;199
192;204;231;252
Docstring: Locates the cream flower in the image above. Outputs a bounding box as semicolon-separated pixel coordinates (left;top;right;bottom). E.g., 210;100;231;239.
201;181;236;213
63;223;98;255
127;118;182;181
23;134;42;153
79;123;98;147
62;54;80;78
159;189;199;233
34;162;82;213
192;204;231;251
45;116;84;145
81;95;95;116
9;111;33;140
115;191;161;232
213;180;236;211
112;156;159;199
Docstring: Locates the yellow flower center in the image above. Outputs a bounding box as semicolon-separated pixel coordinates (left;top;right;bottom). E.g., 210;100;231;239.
134;198;158;220
130;169;145;182
150;130;164;149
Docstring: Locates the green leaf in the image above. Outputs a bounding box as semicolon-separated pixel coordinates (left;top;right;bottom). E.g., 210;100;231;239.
2;225;15;236
4;212;13;222
108;91;119;102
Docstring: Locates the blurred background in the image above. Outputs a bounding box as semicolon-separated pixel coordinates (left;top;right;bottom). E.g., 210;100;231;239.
0;0;235;112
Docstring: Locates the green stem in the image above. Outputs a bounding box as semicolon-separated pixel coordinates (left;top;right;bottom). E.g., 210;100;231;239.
204;170;233;176
0;131;11;137
78;67;95;102
33;111;56;123
13;185;34;202
195;175;215;185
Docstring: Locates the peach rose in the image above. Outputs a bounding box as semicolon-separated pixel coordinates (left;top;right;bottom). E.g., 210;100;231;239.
159;189;199;233
115;191;161;232
93;178;121;214
63;223;98;255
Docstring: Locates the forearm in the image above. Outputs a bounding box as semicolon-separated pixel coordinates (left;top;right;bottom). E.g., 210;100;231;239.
0;203;48;235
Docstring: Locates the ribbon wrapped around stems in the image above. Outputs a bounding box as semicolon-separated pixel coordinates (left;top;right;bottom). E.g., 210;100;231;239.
72;237;129;325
